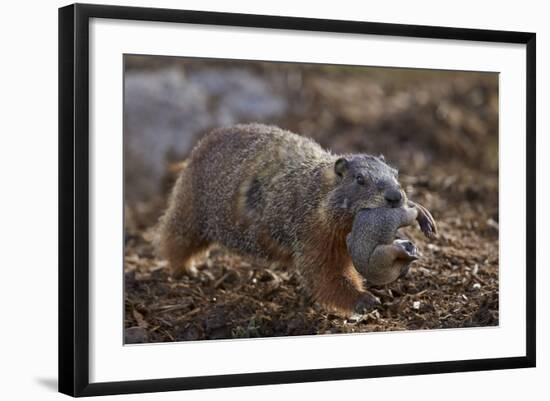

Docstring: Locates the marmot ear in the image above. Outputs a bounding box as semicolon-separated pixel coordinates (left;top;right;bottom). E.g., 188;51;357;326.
378;154;386;162
334;157;349;177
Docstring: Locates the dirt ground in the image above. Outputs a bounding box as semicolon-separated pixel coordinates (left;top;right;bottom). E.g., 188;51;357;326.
123;59;499;344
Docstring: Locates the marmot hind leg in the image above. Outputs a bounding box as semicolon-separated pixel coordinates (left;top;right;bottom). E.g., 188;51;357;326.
159;230;210;279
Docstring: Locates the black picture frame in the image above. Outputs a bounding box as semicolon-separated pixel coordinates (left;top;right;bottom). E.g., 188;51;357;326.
58;3;536;397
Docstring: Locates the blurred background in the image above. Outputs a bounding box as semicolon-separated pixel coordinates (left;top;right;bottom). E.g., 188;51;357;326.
124;55;499;343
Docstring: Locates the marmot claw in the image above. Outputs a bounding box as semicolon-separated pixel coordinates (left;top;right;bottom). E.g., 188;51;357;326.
354;293;381;314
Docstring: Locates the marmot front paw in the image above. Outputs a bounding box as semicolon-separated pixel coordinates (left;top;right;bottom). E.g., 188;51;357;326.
354;293;381;314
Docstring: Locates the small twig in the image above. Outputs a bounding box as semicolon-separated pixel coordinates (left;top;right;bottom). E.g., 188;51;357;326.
153;304;190;313
415;289;428;297
154;317;174;327
174;307;201;322
160;329;175;342
213;272;231;289
472;273;488;286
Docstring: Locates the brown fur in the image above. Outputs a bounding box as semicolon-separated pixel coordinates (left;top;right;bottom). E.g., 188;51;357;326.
156;123;409;313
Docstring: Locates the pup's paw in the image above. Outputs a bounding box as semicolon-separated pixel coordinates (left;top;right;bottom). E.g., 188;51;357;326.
409;201;437;239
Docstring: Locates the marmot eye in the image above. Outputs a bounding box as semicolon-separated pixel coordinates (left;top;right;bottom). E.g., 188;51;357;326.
356;175;365;185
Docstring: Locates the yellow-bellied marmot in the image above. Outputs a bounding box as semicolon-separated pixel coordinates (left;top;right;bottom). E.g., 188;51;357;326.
156;123;435;313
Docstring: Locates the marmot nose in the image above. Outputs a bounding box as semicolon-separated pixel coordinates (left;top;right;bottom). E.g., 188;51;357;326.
384;188;403;207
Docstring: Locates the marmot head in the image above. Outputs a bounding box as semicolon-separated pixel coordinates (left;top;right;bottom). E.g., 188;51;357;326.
332;154;405;216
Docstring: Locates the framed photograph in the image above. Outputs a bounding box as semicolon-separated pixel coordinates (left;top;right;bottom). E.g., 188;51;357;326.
58;3;536;397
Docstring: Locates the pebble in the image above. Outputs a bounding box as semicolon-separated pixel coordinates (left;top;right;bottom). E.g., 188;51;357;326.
124;327;148;344
486;218;499;230
473;264;479;275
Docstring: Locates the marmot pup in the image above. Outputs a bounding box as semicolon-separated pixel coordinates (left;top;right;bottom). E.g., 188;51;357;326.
346;206;420;286
156;124;435;314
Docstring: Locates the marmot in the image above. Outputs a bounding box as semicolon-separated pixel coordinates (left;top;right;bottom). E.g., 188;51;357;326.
156;124;436;314
346;206;420;286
